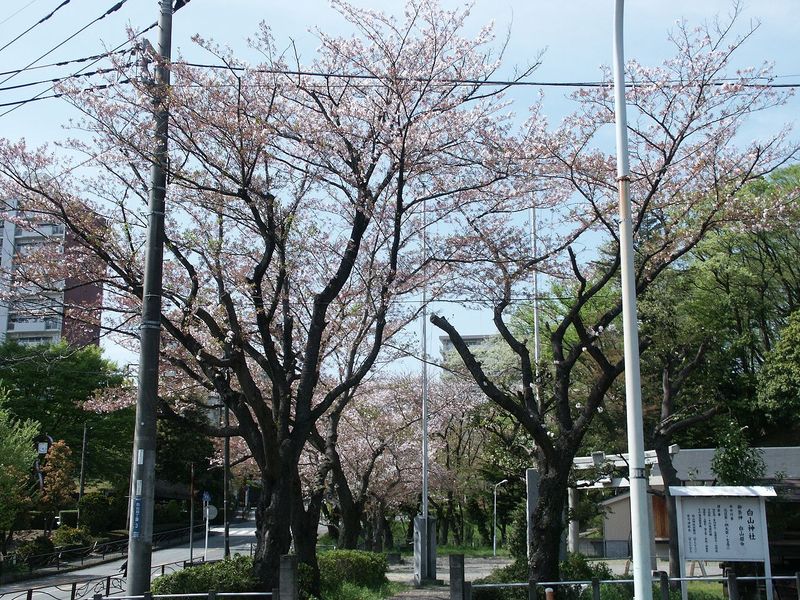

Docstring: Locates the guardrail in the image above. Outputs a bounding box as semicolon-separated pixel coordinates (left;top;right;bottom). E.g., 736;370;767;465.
1;526;205;579
0;554;299;600
448;554;800;600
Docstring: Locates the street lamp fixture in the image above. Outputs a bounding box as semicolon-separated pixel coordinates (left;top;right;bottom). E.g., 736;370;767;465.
493;479;509;556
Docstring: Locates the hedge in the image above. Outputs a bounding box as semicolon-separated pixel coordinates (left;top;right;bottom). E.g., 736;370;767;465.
318;549;388;592
151;555;257;594
152;550;389;600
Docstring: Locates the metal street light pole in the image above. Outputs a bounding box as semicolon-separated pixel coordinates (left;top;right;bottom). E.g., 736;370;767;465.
78;422;87;525
611;2;653;599
189;463;195;563
493;479;508;556
223;404;230;558
126;0;173;595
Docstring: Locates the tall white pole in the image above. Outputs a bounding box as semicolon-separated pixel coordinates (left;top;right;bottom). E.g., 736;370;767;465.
492;479;508;557
421;200;429;523
612;2;653;600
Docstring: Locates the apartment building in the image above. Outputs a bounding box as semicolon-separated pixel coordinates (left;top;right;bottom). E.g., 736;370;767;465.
0;202;102;347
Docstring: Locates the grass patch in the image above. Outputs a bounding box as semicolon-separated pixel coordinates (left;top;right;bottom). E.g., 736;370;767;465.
326;581;406;600
686;581;725;599
437;544;509;558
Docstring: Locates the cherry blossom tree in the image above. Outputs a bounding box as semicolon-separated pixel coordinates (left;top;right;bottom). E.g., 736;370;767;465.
0;1;533;589
432;13;797;581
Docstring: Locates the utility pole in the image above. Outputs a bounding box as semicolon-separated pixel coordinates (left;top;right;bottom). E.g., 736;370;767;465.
611;2;653;600
223;404;230;558
189;463;195;563
78;422;88;525
126;0;173;595
414;198;435;584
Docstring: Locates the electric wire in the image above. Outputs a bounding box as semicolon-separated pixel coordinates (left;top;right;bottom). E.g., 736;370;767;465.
179;61;800;89
0;0;72;55
0;0;41;27
0;47;131;77
0;21;155;117
0;0;191;117
0;62;134;93
0;0;129;88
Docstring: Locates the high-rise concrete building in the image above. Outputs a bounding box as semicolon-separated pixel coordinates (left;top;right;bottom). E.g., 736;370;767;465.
0;201;102;347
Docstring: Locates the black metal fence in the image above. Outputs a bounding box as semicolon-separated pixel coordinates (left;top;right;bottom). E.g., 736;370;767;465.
0;554;298;600
448;554;800;600
1;526;205;581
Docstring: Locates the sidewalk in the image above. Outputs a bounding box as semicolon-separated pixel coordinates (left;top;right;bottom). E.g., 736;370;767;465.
385;556;512;599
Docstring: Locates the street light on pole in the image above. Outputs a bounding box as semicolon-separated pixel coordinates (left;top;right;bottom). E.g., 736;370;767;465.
493;479;508;556
611;2;653;600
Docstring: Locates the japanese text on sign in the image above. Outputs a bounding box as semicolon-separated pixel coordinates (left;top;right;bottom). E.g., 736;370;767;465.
680;496;763;561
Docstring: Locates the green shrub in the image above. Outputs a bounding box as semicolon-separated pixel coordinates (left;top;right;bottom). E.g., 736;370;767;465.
318;549;388;593
154;499;184;525
58;509;79;528
52;525;93;548
151;555;257;594
78;492;125;534
15;535;55;567
472;554;619;600
472;559;529;600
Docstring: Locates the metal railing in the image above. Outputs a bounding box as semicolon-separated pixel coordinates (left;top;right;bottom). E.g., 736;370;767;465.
89;594;272;600
2;526;205;578
447;554;800;600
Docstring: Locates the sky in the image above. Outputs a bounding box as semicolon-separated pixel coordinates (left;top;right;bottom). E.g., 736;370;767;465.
0;0;797;367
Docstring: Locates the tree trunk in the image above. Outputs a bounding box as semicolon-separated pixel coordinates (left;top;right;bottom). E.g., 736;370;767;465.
253;473;294;590
529;464;570;582
381;510;394;550
337;498;363;548
290;471;323;595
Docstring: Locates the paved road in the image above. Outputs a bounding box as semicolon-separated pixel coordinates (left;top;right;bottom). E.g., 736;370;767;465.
0;524;257;600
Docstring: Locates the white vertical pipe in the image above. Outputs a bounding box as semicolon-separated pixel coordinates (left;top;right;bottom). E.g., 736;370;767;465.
612;2;653;599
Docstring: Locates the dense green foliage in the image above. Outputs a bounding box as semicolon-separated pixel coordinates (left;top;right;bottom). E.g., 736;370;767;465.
152;552;391;600
0;399;39;551
51;525;93;548
14;535;55;567
0;341;130;484
77;492;127;534
318;549;388;591
151;555;258;594
711;421;766;485
758;310;800;427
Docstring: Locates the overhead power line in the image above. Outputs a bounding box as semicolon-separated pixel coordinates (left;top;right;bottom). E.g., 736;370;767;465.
0;0;190;118
0;21;155;118
178;61;800;89
0;0;130;88
0;0;41;27
0;62;134;93
0;0;72;55
0;47;132;78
